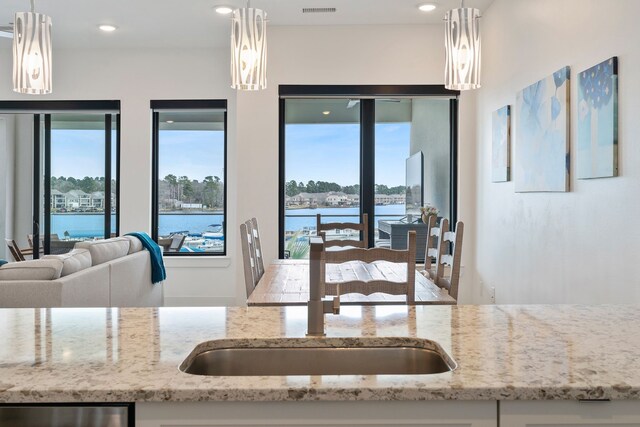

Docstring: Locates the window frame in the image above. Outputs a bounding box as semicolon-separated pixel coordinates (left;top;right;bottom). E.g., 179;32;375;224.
277;85;459;259
150;99;228;257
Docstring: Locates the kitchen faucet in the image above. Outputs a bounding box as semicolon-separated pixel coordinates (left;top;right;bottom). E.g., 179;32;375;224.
307;237;340;336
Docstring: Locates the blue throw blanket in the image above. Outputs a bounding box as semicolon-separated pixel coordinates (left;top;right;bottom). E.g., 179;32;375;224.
126;232;166;284
0;259;7;267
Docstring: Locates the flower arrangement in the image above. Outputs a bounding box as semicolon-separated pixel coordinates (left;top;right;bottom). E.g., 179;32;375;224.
420;205;438;217
420;205;438;223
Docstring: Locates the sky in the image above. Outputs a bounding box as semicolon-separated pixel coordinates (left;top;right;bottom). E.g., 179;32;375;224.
285;123;411;187
51;129;107;178
50;129;225;182
51;124;409;186
158;130;224;181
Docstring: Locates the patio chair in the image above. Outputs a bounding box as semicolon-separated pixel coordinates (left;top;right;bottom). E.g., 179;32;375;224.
27;234;60;254
166;234;186;253
5;239;26;262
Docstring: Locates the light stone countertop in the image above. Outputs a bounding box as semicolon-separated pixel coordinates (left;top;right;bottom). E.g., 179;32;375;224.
0;304;639;403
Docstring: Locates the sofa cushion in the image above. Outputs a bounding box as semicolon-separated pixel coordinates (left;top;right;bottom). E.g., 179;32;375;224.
0;259;63;281
44;249;92;277
75;237;131;266
123;235;144;254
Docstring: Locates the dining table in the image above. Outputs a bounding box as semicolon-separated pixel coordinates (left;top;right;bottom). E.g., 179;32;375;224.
247;259;456;306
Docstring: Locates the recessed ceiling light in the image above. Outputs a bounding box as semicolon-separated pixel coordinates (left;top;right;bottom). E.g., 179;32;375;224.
418;3;437;12
166;120;174;124
215;6;234;15
322;111;331;115
98;24;117;32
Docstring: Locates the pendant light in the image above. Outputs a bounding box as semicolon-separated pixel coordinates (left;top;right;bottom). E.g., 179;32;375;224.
230;1;267;91
13;0;53;94
444;0;481;91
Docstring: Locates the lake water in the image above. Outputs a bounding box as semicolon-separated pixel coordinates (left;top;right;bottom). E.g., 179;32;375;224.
284;205;405;233
50;204;406;238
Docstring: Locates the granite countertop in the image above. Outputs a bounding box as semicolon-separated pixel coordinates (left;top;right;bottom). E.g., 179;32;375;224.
0;304;639;403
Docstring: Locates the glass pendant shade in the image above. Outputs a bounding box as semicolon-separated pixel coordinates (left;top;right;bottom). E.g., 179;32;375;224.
444;7;481;91
231;7;267;91
13;11;53;94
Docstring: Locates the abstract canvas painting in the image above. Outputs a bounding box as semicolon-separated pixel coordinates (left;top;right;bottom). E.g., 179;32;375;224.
577;57;618;179
515;66;570;192
491;106;511;182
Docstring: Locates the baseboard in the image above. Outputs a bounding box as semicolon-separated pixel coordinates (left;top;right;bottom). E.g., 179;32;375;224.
163;296;238;307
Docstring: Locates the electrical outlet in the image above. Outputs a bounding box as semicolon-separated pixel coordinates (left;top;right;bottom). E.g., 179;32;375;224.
490;287;496;304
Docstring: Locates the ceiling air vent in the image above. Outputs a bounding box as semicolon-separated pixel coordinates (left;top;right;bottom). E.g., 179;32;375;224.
302;7;337;13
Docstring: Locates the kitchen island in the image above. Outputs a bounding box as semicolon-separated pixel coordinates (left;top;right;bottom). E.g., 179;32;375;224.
1;304;640;426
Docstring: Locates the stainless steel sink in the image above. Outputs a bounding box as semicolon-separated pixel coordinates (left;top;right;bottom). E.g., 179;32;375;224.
180;338;456;376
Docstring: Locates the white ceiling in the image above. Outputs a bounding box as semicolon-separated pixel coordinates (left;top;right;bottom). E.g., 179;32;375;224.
0;0;493;49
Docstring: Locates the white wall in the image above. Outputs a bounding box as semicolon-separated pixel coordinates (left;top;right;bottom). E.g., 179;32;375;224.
474;0;640;303
0;24;478;305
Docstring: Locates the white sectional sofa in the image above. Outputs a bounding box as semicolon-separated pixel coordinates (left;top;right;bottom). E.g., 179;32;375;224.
0;236;164;308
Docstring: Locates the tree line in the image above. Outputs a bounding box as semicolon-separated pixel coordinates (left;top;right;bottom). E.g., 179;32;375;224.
51;176;112;194
159;174;224;210
285;180;404;197
51;175;225;210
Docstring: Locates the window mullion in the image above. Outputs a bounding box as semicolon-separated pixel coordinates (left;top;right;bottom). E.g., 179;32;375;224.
360;99;375;248
104;114;112;239
43;114;51;255
151;111;160;242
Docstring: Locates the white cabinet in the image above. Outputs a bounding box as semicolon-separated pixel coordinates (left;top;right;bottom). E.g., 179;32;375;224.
136;401;497;427
501;400;640;426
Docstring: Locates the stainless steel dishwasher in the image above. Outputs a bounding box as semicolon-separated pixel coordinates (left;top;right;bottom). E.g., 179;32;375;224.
0;404;132;426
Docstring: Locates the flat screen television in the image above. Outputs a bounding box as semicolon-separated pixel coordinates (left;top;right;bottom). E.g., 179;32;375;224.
405;152;423;220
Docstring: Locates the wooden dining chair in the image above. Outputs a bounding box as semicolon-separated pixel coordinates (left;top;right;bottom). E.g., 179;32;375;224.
5;239;26;262
433;219;464;301
316;213;368;249
311;230;417;304
250;218;265;279
240;219;264;299
422;215;445;281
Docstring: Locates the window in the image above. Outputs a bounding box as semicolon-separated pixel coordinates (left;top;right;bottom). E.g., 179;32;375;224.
151;100;227;255
279;86;458;259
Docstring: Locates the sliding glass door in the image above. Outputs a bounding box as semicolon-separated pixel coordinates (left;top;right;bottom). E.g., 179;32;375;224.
0;101;120;259
279;86;459;259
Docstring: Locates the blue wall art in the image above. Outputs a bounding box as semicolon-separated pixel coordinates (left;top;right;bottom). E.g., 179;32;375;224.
492;105;511;182
577;57;618;179
515;66;570;192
